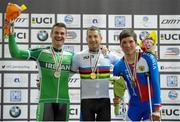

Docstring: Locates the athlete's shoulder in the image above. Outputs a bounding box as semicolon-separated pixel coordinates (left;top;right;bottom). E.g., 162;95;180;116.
74;49;88;56
141;52;157;62
63;50;74;56
114;57;124;68
30;45;50;52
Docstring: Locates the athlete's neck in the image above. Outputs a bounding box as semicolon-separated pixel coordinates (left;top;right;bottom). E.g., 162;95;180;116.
89;48;99;53
53;46;62;52
125;52;136;64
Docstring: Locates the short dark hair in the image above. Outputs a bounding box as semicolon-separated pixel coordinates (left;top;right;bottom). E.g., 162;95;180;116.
86;26;101;37
51;23;67;34
119;29;137;43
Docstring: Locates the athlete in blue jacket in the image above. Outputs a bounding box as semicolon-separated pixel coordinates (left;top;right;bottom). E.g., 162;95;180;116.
113;29;161;121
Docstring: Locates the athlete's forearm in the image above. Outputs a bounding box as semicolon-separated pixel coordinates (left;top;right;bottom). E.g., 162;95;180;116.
9;34;30;59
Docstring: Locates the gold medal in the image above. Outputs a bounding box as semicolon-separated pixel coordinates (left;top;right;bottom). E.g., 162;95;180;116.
54;71;60;78
90;72;96;79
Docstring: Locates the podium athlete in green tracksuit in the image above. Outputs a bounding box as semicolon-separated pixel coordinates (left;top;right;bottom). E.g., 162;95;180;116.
8;22;73;121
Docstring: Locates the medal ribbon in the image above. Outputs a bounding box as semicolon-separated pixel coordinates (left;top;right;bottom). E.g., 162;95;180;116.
51;46;63;72
124;52;139;96
89;51;100;74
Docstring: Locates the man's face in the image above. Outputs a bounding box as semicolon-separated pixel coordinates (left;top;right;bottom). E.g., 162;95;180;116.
86;30;102;51
120;36;137;56
51;26;67;49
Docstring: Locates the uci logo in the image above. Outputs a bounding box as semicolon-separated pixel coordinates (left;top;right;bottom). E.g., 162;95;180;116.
32;17;53;24
161;33;180;40
162;108;180;116
15;32;26;39
69;108;78;115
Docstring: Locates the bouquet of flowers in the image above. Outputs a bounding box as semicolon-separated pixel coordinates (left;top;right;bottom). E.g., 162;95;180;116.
110;76;126;115
4;2;27;38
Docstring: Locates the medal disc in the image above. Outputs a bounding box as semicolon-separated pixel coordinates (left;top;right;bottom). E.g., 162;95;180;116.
90;72;96;79
54;71;60;78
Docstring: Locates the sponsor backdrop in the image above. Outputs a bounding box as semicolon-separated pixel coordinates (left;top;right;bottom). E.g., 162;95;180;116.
0;0;180;121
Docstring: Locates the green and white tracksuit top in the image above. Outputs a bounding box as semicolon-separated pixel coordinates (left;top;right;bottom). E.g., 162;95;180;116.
9;35;73;104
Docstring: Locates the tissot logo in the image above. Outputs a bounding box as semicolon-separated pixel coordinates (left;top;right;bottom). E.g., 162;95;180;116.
15;32;26;39
161;19;180;24
9;106;21;118
32;17;53;24
161;33;180;40
162;108;180;116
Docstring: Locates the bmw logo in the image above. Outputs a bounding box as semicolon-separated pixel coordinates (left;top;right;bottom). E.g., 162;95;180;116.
9;106;21;118
139;31;149;40
64;15;73;24
37;30;48;41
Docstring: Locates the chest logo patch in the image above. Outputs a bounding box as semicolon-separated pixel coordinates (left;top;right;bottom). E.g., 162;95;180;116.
138;65;145;71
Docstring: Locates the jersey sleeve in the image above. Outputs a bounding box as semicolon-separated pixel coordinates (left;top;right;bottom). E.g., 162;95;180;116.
9;34;30;60
71;53;80;72
9;34;42;60
113;61;121;76
147;54;161;109
106;51;120;65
